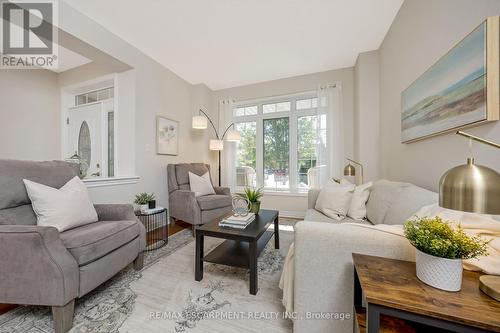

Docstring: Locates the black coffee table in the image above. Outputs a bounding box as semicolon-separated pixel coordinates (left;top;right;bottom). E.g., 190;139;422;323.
194;209;279;295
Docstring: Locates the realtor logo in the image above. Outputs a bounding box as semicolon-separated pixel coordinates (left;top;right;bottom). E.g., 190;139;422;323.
0;0;58;69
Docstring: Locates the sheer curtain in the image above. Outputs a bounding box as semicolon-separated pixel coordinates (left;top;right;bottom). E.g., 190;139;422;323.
219;99;235;190
313;83;344;188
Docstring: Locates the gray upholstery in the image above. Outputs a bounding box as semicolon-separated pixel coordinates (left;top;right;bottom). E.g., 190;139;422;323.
0;159;145;331
197;195;232;210
304;208;373;225
60;220;141;266
168;163;232;226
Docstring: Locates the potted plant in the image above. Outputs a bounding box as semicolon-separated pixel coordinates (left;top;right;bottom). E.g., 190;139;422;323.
146;193;156;209
237;187;263;214
134;192;155;212
404;216;489;291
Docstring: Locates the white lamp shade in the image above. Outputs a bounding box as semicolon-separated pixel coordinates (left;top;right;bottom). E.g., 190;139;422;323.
209;139;224;151
192;115;208;129
225;129;241;142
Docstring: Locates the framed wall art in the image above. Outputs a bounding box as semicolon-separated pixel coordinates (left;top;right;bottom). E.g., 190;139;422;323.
156;116;179;155
401;16;499;143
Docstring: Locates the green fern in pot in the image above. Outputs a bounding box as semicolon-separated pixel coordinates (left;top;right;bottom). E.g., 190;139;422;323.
237;187;263;214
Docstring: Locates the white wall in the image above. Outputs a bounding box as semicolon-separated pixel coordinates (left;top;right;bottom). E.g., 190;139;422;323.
213;68;355;215
353;51;380;183
0;70;61;160
378;0;500;191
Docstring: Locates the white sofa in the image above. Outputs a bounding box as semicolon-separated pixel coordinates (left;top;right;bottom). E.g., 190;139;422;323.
292;180;437;333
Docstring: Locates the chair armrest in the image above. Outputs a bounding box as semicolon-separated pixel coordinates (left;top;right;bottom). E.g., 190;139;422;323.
169;190;201;224
293;222;414;333
307;189;321;209
214;186;231;196
94;204;137;221
0;225;79;306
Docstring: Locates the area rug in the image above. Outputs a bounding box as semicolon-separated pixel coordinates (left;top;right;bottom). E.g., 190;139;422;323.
0;218;296;333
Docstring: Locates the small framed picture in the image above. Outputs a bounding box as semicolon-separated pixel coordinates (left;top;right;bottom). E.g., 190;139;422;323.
156;116;179;155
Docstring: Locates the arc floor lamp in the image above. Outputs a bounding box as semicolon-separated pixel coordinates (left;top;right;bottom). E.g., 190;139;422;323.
439;130;500;302
192;109;240;186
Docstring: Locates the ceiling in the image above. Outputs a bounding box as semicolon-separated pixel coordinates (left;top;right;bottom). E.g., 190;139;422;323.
52;45;92;73
64;0;403;90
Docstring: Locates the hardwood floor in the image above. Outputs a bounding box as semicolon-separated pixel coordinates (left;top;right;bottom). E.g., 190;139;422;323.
0;221;189;316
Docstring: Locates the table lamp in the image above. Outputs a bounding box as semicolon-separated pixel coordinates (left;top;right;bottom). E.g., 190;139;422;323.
439;131;500;302
343;158;364;184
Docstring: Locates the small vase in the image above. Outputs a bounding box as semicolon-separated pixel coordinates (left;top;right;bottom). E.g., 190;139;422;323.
415;248;463;291
148;200;156;209
250;201;260;214
140;204;149;213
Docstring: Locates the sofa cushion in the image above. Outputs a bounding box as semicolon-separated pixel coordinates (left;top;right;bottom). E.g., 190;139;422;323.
304;209;373;225
383;185;437;225
366;180;410;225
60;220;141;266
0;159;78;210
175;163;210;188
197;194;232;211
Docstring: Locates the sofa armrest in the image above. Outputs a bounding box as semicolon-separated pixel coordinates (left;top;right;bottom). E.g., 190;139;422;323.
0;225;79;306
169;190;201;224
293;222;414;333
94;204;137;221
214;186;231;196
307;189;321;209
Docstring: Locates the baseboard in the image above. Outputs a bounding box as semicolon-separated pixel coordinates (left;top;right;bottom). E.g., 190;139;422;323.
279;210;305;219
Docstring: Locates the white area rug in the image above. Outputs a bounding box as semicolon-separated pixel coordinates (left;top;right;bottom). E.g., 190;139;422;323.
0;219;295;333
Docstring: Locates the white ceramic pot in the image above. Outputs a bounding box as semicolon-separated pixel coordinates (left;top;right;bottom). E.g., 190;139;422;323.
415;249;462;291
140;204;149;213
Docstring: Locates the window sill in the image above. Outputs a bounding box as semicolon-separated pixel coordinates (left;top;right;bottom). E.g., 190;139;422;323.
82;176;140;188
262;191;308;197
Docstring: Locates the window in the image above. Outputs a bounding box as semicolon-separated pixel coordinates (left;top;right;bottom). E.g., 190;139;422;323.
235;122;257;187
233;93;325;193
75;87;114;106
264;118;289;190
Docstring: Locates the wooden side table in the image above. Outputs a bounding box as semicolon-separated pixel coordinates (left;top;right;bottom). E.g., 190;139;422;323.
353;254;500;333
135;208;168;251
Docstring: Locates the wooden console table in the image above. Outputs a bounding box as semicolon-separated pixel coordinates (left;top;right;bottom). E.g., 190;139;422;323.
353;254;500;333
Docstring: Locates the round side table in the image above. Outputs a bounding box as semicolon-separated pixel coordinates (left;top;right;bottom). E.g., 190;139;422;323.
135;208;168;251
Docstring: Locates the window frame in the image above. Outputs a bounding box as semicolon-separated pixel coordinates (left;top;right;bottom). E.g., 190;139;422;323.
233;93;321;194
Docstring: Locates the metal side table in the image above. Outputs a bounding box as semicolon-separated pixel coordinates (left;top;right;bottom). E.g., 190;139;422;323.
135;208;168;251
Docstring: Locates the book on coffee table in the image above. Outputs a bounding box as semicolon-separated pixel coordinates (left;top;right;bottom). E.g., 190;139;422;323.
219;213;255;229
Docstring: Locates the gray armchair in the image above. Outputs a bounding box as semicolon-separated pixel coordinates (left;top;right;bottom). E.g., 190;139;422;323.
167;163;232;234
0;159;146;333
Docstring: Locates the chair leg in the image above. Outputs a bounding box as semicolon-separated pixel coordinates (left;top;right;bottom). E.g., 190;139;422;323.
192;224;196;237
52;299;74;333
133;252;144;270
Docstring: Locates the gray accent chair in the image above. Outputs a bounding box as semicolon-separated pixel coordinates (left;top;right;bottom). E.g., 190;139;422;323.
0;159;146;333
167;163;232;234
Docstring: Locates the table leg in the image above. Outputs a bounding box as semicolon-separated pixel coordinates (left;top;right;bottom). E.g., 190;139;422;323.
195;233;204;281
249;240;258;295
274;214;280;249
367;304;381;333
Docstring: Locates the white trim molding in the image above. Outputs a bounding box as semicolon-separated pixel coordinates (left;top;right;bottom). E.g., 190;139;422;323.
83;176;140;188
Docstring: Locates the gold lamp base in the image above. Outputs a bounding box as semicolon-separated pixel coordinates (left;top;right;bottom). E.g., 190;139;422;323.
479;275;500;302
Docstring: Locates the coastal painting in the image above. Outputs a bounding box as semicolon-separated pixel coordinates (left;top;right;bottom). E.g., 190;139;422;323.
401;20;495;143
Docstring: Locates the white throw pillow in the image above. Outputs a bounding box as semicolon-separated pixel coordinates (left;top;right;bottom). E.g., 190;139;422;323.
189;172;215;197
315;183;355;220
341;179;373;220
23;176;98;232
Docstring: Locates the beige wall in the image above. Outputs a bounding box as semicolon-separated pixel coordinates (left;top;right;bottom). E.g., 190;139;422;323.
213;68;355;215
378;0;500;191
0;70;61;160
353;51;380;183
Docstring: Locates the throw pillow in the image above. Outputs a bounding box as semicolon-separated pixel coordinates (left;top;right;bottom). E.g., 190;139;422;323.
23;176;98;232
189;171;215;197
315;182;355;220
340;179;373;220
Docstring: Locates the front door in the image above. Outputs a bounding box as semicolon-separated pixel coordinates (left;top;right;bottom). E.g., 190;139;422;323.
67;102;104;178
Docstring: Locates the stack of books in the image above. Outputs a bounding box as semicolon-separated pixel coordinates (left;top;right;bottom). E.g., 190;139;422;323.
219;213;256;229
